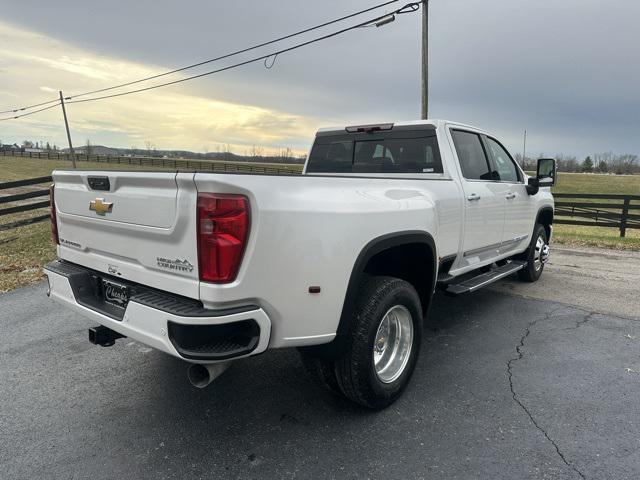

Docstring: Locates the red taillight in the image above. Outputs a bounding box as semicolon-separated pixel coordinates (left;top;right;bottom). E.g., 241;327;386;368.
50;184;59;245
197;193;250;283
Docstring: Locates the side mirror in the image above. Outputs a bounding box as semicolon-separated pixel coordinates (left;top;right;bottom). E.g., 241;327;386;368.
537;158;556;187
526;158;556;195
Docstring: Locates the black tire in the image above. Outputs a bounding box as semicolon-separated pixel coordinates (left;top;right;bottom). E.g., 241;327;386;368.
299;353;342;396
518;223;548;282
333;276;423;409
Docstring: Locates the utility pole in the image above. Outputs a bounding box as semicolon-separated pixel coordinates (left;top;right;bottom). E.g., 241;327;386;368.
59;90;76;169
421;0;429;120
522;129;527;169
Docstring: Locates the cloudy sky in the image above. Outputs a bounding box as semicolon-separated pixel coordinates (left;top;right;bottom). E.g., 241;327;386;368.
0;0;638;157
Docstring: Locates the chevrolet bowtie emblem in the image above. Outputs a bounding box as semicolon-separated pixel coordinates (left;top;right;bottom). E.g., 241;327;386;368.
89;198;113;215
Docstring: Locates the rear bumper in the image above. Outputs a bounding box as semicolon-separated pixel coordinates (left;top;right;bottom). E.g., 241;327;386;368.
43;260;271;362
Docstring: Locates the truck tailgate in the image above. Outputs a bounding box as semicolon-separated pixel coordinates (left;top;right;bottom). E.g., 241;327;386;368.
52;170;200;299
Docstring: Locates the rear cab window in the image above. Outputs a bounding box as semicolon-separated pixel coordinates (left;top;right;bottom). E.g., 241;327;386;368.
306;125;443;175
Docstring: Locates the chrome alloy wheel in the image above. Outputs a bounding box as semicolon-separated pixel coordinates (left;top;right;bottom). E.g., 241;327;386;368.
373;305;414;384
534;235;550;271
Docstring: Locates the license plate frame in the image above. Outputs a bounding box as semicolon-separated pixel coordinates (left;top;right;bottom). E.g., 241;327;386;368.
102;279;130;310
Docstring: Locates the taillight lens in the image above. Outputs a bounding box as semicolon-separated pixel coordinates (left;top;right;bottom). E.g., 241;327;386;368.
50;184;59;245
197;193;250;283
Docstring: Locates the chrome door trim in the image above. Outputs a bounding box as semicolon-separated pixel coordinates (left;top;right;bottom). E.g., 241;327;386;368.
463;235;528;258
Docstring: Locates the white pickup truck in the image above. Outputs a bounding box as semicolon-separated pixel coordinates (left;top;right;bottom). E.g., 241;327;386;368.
44;119;555;409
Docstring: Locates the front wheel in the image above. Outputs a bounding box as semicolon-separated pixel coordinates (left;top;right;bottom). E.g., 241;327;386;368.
334;276;423;409
518;223;549;282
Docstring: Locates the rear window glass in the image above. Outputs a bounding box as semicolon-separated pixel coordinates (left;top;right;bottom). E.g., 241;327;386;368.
306;140;354;173
306;132;443;174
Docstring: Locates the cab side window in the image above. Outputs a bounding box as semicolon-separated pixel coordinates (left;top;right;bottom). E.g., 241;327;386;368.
486;137;521;183
451;130;492;180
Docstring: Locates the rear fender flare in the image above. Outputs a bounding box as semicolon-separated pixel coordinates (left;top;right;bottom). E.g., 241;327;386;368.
301;231;437;359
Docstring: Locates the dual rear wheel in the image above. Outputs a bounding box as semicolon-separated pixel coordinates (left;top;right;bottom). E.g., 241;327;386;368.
300;276;423;409
301;224;550;409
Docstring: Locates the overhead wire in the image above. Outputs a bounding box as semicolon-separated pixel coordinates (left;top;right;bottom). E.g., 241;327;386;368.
0;1;421;120
0;102;61;122
0;97;60;115
66;2;421;105
0;0;400;114
64;0;402;101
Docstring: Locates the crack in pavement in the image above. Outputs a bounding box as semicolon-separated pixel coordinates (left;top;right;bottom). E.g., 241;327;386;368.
562;311;597;332
507;308;587;480
574;311;595;331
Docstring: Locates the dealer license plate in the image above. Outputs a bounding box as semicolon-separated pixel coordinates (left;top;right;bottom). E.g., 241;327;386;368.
103;279;129;309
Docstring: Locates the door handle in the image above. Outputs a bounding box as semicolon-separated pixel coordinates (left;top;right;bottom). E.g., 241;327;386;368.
505;192;516;200
467;193;481;202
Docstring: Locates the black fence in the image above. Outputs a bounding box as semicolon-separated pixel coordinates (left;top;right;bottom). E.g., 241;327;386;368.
554;193;640;237
0;150;304;175
0;176;52;232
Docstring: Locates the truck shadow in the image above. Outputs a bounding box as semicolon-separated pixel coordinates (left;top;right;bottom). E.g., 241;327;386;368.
92;287;546;475
149;292;499;411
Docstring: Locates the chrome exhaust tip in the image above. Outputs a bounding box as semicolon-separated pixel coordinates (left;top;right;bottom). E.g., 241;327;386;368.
187;362;231;388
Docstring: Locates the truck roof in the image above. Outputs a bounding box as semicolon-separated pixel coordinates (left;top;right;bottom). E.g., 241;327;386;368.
316;119;486;136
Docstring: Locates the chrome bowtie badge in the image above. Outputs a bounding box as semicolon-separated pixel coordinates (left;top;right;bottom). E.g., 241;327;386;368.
89;198;113;215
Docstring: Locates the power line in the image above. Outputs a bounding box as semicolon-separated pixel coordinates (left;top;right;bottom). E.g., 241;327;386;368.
0;1;399;114
0;1;420;120
0;102;61;122
66;0;402;101
67;2;420;105
0;97;59;115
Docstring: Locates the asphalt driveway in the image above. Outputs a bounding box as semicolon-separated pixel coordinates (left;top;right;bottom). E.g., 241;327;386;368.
1;246;639;479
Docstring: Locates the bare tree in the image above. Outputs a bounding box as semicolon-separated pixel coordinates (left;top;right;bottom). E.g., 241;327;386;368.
555;153;578;172
85;139;93;155
250;145;264;161
145;141;155;157
619;154;637;174
279;147;293;163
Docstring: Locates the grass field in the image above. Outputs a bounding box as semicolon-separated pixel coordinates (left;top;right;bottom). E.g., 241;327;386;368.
552;223;640;250
1;156;639;291
552;171;640;195
0;222;55;291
